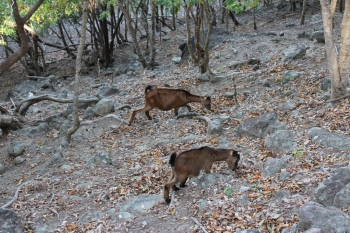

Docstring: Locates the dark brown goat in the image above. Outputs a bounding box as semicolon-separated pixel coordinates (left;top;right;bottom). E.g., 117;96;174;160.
128;85;211;125
163;146;240;203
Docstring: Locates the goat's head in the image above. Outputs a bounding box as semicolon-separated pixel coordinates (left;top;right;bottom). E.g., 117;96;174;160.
202;96;212;111
226;150;240;171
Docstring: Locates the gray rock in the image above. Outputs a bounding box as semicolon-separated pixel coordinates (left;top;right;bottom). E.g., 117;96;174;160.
8;141;25;158
234;112;279;138
314;167;350;206
14;157;25;165
83;106;95;119
207;119;223;135
116;211;135;220
118;194;163;213
307;127;350;151
46;153;65;167
333;182;350;209
297;31;310;38
247;58;261;65
33;225;56;233
0;129;2;137
79;211;104;223
279;169;291;181
171;57;182;64
320;79;332;92
199;173;222;188
264;130;297;153
223;92;235;98
17;122;49;136
262;157;288;177
238;194;250;205
0;164;4;174
273;189;291;202
88;151;112;166
305;228;322;233
282;70;301;84
98;87;120;97
311;31;325;43
92;98;115;116
229;61;247;69
283;99;297;111
197;73;210;82
0;208;24;233
299;201;350;232
265;122;287;135
283;43;308;62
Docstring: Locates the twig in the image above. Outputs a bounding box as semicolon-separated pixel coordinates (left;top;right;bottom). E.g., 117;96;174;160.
49;207;60;219
191;217;208;233
49;193;55;204
1;182;28;209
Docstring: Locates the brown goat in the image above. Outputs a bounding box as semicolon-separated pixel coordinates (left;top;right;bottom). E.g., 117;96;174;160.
128;85;211;125
163;146;240;203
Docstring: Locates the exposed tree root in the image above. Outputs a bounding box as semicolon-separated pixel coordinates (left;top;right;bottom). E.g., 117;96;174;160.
14;94;100;116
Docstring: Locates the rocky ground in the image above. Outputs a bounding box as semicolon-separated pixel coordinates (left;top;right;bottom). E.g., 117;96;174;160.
1;2;350;233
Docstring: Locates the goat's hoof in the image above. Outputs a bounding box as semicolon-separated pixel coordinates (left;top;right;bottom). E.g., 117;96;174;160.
165;198;171;204
179;184;187;188
128;123;131;126
174;186;180;191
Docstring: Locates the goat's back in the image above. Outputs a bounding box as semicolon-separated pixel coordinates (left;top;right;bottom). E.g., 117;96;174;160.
145;88;191;111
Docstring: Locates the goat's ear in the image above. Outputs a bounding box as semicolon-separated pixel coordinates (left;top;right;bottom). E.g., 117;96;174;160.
206;96;211;100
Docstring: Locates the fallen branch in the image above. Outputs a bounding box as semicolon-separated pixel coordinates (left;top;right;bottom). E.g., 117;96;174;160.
326;94;350;103
191;217;208;233
15;94;100;116
1;182;28;209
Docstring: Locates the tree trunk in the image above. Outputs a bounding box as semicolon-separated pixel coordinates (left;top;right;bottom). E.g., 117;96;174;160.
149;0;156;69
0;0;44;76
320;0;350;100
117;0;147;68
64;0;89;145
300;0;307;25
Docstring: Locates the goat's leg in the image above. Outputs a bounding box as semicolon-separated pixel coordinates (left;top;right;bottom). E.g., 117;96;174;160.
179;177;188;188
204;163;213;174
145;111;152;120
128;106;153;125
163;174;186;204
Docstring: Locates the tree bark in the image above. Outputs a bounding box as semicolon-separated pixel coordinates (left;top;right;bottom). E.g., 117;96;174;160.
64;0;89;145
320;0;350;100
300;0;307;25
0;0;44;76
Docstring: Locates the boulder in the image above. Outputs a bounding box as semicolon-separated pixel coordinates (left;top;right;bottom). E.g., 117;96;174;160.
262;157;288;177
314;167;350;206
8;141;25;158
92;98;115;116
264;130;297;153
0;208;24;233
283;43;308;62
234;112;280;138
307;127;350;151
299;201;350;232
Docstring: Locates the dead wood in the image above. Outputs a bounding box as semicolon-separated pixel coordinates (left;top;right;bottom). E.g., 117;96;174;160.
326;94;350;103
14;94;100;116
0;114;26;130
1;182;28;209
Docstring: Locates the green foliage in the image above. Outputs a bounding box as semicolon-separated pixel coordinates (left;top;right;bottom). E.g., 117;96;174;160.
0;0;82;44
224;187;234;196
225;0;260;14
291;146;305;160
156;0;181;14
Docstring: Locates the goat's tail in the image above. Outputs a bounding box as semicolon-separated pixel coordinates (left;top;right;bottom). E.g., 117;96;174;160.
169;152;176;167
145;85;156;93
